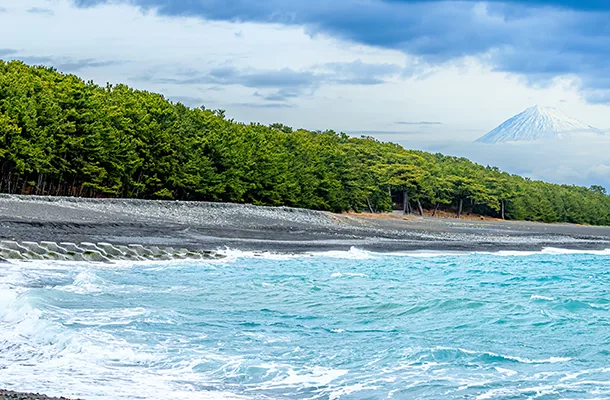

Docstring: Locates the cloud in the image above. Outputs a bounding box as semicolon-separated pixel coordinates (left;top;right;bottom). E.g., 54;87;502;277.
167;95;206;108
27;7;54;16
231;102;295;109
318;59;402;85
384;1;610;12
254;88;302;102
211;66;315;88
139;59;401;104
347;130;426;135
70;0;610;104
0;7;7;13
146;67;316;108
71;0;610;12
13;56;124;72
56;59;124;71
151;60;399;87
395;121;443;125
0;49;18;57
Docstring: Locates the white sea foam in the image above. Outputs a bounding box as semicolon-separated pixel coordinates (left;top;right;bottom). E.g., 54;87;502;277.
481;247;610;257
0;268;245;399
254;364;348;390
539;247;610;256
502;355;572;364
485;250;541;257
434;347;571;364
494;367;518;376
215;248;308;261
213;246;610;261
314;246;610;259
6;245;606;264
328;382;378;400
331;272;368;278
476;381;610;400
62;270;105;294
0;287;19;318
1;309;246;399
312;247;376;259
530;294;555;301
64;308;148;327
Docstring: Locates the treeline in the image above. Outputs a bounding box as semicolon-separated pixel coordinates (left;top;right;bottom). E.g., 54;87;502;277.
1;60;609;224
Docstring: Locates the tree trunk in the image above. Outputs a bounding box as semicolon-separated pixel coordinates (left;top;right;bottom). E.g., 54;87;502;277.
417;199;424;216
501;200;505;220
36;174;43;195
457;199;463;218
468;200;476;216
403;191;409;214
366;197;374;213
71;176;77;196
433;203;440;217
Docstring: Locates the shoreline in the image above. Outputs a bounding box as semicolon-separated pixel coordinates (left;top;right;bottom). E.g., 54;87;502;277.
1;194;610;254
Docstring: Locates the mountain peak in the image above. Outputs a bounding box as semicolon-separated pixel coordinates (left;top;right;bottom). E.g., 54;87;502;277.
476;106;601;144
525;105;561;115
528;104;550;112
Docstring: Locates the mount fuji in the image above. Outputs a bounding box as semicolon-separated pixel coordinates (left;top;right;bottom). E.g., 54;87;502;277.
475;105;603;144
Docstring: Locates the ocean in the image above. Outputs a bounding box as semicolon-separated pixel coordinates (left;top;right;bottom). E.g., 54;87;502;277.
2;248;610;399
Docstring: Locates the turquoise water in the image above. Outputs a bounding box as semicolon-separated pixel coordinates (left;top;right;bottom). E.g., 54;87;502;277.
2;248;610;399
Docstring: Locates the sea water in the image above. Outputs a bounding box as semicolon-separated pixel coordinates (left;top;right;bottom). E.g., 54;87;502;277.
2;248;610;399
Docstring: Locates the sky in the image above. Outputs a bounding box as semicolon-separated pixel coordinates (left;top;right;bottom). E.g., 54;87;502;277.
1;0;610;188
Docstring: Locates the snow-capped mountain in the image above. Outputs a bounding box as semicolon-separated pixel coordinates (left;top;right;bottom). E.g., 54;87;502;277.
475;105;602;144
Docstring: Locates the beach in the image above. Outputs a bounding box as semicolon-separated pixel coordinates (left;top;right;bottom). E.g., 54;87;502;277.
1;194;610;256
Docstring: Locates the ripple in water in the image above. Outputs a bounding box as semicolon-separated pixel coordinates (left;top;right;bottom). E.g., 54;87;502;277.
2;248;610;399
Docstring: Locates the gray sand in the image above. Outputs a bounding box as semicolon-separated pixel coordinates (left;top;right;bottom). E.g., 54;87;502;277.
1;194;610;253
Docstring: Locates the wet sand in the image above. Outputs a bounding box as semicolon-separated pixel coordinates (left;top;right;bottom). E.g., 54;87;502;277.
1;194;610;253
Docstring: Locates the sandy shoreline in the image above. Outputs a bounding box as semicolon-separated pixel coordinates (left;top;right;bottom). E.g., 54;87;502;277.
1;194;610;254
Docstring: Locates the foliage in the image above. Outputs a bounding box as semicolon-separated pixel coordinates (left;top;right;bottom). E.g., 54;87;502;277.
1;60;610;225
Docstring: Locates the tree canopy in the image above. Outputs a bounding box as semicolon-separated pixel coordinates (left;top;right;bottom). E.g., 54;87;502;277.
1;60;610;225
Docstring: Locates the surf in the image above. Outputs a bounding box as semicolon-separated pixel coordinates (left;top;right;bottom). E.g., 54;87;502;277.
2;251;610;399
